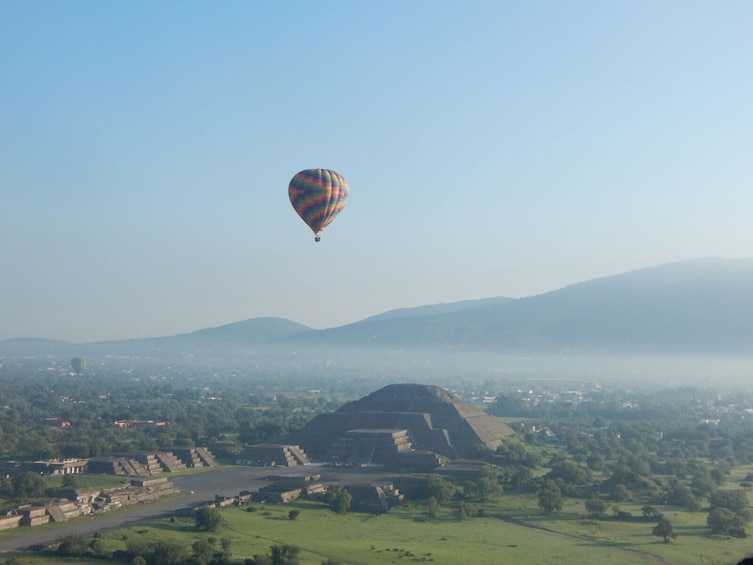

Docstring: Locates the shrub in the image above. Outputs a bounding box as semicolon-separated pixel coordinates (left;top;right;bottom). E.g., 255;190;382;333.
195;505;223;532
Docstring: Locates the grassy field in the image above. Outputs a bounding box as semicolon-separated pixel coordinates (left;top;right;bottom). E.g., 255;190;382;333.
492;495;753;565
4;462;753;565
12;495;749;565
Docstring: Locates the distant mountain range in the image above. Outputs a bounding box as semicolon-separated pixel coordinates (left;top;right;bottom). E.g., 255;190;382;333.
3;258;753;358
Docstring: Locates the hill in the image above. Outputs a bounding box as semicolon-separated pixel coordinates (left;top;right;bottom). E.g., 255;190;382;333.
2;258;752;358
359;297;516;322
292;257;753;355
168;317;313;344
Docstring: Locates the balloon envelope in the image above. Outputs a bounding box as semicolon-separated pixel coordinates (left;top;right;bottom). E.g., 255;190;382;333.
288;169;349;236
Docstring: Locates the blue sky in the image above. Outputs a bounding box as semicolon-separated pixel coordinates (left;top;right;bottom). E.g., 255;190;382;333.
1;1;751;342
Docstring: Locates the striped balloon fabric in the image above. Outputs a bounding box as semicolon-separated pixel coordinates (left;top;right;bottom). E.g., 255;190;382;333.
288;169;349;240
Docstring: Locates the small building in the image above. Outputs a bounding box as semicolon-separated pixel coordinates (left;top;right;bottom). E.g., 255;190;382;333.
44;417;70;428
26;458;88;476
114;420;169;428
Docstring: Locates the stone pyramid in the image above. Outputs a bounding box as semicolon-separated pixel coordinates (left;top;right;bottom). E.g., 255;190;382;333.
287;383;514;462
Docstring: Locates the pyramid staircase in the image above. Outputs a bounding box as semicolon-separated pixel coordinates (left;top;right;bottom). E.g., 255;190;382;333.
169;447;218;468
287;445;311;465
119;457;150;477
328;429;413;465
130;453;163;475
87;448;218;475
239;444;309;467
156;451;187;472
194;447;219;467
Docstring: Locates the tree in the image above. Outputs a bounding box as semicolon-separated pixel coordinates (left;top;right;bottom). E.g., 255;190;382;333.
666;481;700;511
324;486;351;514
220;538;233;561
426;496;439;517
710;489;749;513
195;505;223;532
474;476;502;501
467;443;492;460
652;518;678;543
684;494;702;513
537;483;563;514
510;468;533;487
585;497;608;518
641;505;663;520
143;540;190;565
192;539;214;565
288;510;300;520
12;471;47;500
612;484;633;502
545;460;592;486
424;474;457;504
708;507;734;533
586;453;605;471
270;544;300;565
691;471;715;497
57;533;89;557
707;507;748;537
457;501;478;520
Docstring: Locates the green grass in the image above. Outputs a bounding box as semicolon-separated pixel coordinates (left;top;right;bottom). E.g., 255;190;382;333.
487;496;753;565
23;497;747;565
6;468;753;564
98;503;604;565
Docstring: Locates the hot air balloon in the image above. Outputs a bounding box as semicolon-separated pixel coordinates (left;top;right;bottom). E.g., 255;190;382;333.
288;169;349;242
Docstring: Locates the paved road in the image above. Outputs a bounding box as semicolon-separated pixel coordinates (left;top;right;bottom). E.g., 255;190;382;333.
0;466;297;553
2;467;667;564
0;464;402;554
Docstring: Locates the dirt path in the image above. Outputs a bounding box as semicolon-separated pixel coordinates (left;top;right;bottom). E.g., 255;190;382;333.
493;514;673;565
0;466;674;564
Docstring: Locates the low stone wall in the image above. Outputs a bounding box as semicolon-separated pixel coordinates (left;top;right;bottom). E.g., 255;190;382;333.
0;515;22;531
0;478;180;531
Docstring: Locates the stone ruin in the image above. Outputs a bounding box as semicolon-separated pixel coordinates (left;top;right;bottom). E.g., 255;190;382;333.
286;383;514;468
208;473;405;514
236;444;311;467
0;477;180;532
87;447;218;476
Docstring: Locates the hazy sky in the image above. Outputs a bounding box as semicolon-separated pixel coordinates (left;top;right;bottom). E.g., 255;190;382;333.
2;1;752;342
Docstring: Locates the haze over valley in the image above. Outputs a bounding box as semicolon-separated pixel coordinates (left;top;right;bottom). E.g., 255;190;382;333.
3;258;752;388
4;3;753;563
